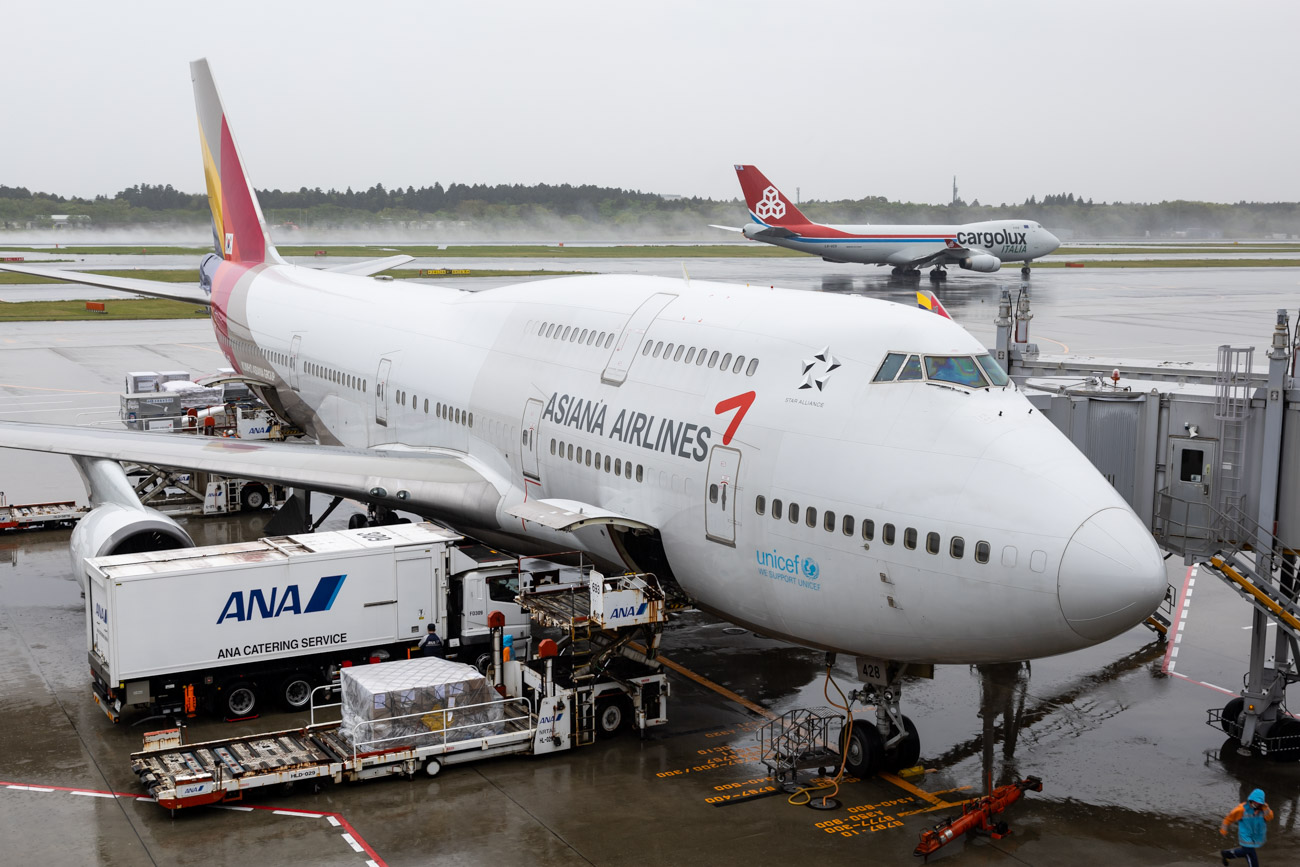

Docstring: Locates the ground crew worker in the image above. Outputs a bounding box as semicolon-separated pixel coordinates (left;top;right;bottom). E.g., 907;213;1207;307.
418;624;445;659
1220;787;1273;866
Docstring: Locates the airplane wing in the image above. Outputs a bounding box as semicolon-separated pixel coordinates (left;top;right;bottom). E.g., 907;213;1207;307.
0;421;505;524
885;245;953;268
0;263;209;305
322;254;415;276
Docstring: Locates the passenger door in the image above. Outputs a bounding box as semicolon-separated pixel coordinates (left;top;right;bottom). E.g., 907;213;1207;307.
374;357;393;427
521;398;543;480
705;446;741;546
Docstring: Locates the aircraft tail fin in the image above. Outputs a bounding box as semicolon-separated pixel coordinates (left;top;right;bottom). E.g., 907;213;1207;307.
734;165;813;227
190;59;285;266
916;290;952;319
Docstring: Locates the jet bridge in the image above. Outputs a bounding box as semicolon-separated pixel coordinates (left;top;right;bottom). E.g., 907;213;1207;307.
989;288;1300;760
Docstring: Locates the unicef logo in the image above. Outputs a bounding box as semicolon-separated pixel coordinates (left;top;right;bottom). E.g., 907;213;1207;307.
754;186;786;221
801;556;820;581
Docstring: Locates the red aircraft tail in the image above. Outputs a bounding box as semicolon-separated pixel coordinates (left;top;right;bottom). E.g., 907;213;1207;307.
734;165;813;227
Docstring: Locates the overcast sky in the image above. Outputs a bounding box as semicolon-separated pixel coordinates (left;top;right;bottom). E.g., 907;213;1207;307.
5;1;1297;206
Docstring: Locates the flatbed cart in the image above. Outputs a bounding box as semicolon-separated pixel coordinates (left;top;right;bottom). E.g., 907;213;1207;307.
131;571;670;811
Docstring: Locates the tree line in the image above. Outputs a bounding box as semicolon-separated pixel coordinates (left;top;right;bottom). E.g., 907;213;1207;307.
2;182;1299;239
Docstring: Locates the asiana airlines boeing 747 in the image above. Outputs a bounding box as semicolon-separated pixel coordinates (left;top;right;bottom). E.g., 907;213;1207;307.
0;60;1163;776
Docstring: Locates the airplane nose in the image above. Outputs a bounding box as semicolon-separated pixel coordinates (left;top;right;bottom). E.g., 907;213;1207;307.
1057;507;1166;641
1043;230;1061;255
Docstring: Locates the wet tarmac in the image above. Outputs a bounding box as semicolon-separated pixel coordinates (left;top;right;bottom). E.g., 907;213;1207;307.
2;261;1299;865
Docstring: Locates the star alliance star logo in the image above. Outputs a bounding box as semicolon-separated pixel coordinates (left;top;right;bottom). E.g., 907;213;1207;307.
799;347;840;391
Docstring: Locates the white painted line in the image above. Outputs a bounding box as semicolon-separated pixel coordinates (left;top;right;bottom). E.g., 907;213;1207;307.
1181;608;1190;620
214;805;254;812
1170;646;1181;658
70;791;115;798
25;787;55;793
272;809;322;818
6;786;32;791
1175;632;1184;643
367;861;379;867
327;816;341;827
342;833;363;853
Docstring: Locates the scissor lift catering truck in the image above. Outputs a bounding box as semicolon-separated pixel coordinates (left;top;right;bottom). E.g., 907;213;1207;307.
130;573;670;811
84;522;586;721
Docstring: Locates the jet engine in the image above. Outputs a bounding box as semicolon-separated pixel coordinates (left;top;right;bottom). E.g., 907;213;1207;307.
958;254;1002;273
69;457;193;587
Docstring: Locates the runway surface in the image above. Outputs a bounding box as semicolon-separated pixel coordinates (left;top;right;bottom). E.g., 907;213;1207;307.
1;260;1297;865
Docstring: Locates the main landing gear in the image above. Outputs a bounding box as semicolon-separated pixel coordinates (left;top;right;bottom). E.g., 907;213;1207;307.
838;658;923;778
890;267;922;281
928;267;947;282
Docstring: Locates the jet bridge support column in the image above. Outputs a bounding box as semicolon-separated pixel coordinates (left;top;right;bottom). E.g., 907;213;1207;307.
1236;311;1292;752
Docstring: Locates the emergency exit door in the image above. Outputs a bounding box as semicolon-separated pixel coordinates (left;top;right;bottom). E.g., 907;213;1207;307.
705;446;741;546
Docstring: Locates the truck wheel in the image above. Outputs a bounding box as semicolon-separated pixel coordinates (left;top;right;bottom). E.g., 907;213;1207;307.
596;697;631;738
241;484;269;512
222;682;259;719
279;675;314;711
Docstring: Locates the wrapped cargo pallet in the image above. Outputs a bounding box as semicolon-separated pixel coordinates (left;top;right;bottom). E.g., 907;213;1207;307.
340;658;505;751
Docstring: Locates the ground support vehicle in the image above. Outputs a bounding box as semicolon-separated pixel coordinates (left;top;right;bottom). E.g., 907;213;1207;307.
130;582;670;811
0;492;88;531
85;523;584;722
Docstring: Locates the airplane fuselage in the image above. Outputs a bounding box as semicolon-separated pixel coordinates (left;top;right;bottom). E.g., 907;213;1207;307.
209;261;1165;665
748;219;1060;267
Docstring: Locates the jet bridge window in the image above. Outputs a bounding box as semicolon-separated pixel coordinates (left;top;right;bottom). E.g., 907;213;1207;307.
1180;448;1205;482
925;356;989;389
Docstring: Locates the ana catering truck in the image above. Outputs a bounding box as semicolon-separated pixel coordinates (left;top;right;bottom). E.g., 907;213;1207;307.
84;522;583;721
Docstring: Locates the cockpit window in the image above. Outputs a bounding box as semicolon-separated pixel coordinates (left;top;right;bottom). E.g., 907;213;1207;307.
897;355;924;381
925;355;988;388
976;353;1010;386
873;352;906;382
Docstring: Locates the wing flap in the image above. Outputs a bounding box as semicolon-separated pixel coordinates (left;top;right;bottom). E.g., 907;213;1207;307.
0;264;209;305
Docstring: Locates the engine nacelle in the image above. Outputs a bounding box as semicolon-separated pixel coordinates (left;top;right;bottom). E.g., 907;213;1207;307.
70;503;193;588
959;254;1002;273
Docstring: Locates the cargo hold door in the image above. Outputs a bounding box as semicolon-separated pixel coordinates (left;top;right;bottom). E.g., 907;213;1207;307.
396;550;437;641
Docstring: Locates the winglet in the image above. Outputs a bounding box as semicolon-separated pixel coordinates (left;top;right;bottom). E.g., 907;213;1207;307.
734;165;813;227
190;59;284;265
916;290;952;319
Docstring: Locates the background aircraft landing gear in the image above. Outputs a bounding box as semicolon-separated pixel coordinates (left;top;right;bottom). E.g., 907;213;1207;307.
929;267;947;282
1021;263;1032;277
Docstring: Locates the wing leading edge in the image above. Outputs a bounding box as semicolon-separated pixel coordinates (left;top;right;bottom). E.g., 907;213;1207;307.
0;263;210;305
0;421;505;528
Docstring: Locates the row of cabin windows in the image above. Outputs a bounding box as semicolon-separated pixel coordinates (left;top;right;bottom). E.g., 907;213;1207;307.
754;495;992;564
640;339;760;376
306;361;365;393
538;321;617;350
550;438;644;483
394;389;473;428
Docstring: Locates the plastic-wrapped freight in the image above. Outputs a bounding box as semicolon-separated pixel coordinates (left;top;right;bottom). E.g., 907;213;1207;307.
339;658;504;751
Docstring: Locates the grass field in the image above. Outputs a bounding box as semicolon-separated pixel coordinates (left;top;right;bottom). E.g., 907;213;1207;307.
0;267;584;285
0;299;209;321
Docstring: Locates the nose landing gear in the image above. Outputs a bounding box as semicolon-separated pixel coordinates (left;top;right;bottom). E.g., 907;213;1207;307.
839;659;925;778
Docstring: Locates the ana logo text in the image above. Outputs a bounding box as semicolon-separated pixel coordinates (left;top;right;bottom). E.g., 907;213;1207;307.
610;602;649;619
217;574;347;624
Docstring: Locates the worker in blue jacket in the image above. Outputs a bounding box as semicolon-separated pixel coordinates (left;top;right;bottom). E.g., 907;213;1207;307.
418;624;445;659
1220;788;1273;866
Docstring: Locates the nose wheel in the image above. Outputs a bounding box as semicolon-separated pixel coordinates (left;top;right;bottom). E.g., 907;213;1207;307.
841;662;924;778
1021;263;1033;277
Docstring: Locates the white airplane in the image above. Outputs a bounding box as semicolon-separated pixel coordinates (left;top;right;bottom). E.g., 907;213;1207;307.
714;165;1061;279
0;60;1163;776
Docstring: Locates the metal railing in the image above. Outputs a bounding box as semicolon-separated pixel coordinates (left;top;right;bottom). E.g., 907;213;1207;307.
344;695;534;765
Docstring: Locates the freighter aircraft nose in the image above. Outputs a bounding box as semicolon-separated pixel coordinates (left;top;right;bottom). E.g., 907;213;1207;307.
1057;508;1166;641
1042;230;1061;256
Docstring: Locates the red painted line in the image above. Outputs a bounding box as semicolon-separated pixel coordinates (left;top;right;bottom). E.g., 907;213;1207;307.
1162;564;1197;673
0;779;388;865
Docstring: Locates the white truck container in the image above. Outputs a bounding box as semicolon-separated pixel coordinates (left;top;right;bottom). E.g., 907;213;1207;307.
85;522;580;722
